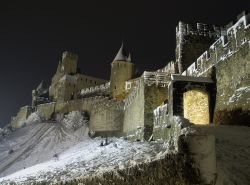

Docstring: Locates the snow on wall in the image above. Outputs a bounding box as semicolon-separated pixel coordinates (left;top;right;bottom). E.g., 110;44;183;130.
143;71;170;87
80;82;110;97
182;14;250;77
228;86;250;105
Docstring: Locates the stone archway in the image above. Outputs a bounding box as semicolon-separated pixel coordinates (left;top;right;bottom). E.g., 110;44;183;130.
183;89;210;125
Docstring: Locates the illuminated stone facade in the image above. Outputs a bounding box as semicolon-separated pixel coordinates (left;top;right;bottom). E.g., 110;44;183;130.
10;11;250;139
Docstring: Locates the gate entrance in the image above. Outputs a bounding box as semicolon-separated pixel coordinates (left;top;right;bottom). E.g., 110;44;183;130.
183;90;210;125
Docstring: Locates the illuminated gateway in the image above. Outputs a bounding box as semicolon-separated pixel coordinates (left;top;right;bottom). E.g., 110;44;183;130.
11;11;250;140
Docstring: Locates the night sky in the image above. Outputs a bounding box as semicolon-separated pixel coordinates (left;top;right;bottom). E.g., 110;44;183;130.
0;1;249;127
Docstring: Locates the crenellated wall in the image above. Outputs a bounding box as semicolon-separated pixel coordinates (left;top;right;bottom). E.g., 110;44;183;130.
80;82;110;97
182;13;250;77
176;20;222;73
181;13;250;125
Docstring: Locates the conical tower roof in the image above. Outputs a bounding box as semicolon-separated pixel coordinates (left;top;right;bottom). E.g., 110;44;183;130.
127;53;132;62
113;43;128;62
36;81;44;91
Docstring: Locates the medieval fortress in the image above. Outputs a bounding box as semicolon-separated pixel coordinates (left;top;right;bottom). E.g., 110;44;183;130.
11;11;250;140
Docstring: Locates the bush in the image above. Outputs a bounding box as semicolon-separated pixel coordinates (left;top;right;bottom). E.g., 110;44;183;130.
62;111;89;130
25;112;43;125
0;126;12;141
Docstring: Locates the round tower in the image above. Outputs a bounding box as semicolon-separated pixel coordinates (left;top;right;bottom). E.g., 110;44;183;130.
110;43;134;100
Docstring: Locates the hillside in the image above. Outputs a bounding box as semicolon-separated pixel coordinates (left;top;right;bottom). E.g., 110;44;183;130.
1;117;250;184
0;121;169;184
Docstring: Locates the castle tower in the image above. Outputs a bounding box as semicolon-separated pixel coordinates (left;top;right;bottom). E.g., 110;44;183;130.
60;51;78;75
110;43;134;100
176;21;223;73
49;51;78;100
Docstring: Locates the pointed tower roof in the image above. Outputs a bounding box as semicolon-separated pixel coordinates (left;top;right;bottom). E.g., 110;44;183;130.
113;43;128;62
36;81;44;91
127;53;132;62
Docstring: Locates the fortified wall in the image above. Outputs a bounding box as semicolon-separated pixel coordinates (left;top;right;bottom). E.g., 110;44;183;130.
176;20;223;73
8;12;250;185
36;96;124;136
10;11;250;140
181;12;250;125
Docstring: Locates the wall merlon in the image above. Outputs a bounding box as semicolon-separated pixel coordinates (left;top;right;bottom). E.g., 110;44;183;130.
176;21;222;38
182;14;250;77
237;10;248;21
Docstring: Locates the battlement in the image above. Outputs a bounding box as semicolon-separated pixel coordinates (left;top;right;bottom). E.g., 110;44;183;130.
80;82;110;97
176;21;223;38
157;60;176;74
182;12;250;77
143;71;170;87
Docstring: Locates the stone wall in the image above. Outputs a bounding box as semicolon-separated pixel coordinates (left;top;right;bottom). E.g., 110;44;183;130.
11;106;32;128
35;97;125;136
37;103;56;120
90;105;124;137
144;85;168;140
123;80;144;137
176;21;221;73
214;44;250;125
182;14;249;77
181;13;250;125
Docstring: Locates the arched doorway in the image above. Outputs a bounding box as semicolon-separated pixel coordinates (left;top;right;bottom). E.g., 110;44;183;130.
183;89;210;125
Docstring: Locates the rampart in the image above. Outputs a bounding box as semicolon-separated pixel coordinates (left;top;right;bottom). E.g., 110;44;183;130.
175;18;223;73
181;12;250;125
123;79;144;138
80;82;110;97
182;13;250;77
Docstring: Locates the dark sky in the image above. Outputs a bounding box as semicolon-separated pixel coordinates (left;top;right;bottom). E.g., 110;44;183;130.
0;0;249;127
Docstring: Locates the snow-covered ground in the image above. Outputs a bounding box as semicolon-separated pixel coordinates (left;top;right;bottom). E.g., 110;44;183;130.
0;121;169;184
1;114;250;184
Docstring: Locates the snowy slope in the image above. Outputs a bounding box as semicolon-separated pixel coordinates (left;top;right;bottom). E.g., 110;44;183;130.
1;118;250;185
0;122;168;184
0;121;89;177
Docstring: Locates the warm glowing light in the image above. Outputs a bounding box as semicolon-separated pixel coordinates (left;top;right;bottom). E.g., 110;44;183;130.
183;90;210;125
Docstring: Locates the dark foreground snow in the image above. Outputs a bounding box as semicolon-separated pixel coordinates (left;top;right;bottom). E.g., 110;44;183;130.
196;125;250;185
